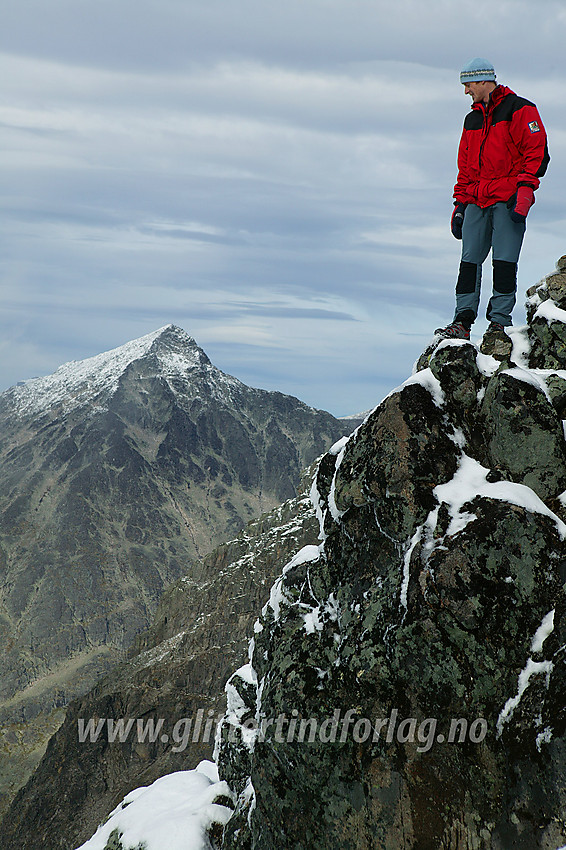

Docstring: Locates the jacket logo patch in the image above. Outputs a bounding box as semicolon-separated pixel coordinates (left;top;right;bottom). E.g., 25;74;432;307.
528;121;541;133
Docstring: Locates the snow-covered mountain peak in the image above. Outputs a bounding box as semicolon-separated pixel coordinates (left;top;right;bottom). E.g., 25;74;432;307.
147;324;212;373
3;325;236;418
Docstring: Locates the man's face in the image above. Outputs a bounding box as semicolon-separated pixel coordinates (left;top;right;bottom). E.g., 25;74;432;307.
463;80;494;104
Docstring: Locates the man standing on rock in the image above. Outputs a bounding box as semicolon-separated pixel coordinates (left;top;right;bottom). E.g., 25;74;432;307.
435;57;549;353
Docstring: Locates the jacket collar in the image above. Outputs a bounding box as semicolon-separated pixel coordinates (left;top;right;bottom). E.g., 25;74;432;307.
472;84;513;112
490;84;512;105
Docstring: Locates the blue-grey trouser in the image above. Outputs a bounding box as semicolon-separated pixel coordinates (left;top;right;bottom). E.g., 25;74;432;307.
454;202;526;328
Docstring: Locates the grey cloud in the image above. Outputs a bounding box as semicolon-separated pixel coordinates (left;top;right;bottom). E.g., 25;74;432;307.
223;303;358;321
3;0;565;76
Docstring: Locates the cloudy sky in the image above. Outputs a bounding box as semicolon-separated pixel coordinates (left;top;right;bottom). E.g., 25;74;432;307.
2;0;565;416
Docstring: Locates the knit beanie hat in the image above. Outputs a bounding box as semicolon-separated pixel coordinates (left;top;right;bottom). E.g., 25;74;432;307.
460;57;496;84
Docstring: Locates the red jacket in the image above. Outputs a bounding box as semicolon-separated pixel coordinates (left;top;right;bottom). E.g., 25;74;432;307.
453;85;549;208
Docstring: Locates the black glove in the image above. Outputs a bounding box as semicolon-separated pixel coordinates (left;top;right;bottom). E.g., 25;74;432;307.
451;203;466;239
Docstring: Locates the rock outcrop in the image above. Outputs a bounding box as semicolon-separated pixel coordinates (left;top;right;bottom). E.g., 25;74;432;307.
0;325;357;820
216;257;566;849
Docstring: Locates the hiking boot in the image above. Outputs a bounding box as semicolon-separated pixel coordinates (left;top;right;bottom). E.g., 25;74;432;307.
480;322;512;359
434;321;470;340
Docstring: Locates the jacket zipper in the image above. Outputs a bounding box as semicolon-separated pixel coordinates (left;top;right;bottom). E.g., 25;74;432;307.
478;102;490;171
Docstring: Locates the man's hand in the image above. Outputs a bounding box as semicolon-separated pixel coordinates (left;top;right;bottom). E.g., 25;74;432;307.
451;203;466;239
509;186;535;223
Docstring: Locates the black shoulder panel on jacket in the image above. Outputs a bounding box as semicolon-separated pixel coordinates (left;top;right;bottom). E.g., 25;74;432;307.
463;110;483;131
492;93;536;125
537;140;550;178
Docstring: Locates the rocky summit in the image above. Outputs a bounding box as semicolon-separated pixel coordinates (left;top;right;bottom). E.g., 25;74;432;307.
216;257;566;849
0;325;356;820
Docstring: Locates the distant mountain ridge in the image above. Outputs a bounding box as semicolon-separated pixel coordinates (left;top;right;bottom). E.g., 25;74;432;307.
0;325;359;818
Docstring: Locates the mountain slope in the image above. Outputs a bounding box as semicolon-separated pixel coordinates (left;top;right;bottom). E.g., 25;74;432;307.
0;325;357;816
0;470;320;850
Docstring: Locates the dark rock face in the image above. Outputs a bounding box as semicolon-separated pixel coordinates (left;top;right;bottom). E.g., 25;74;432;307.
216;259;566;849
527;255;566;369
480;370;566;501
0;326;355;818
